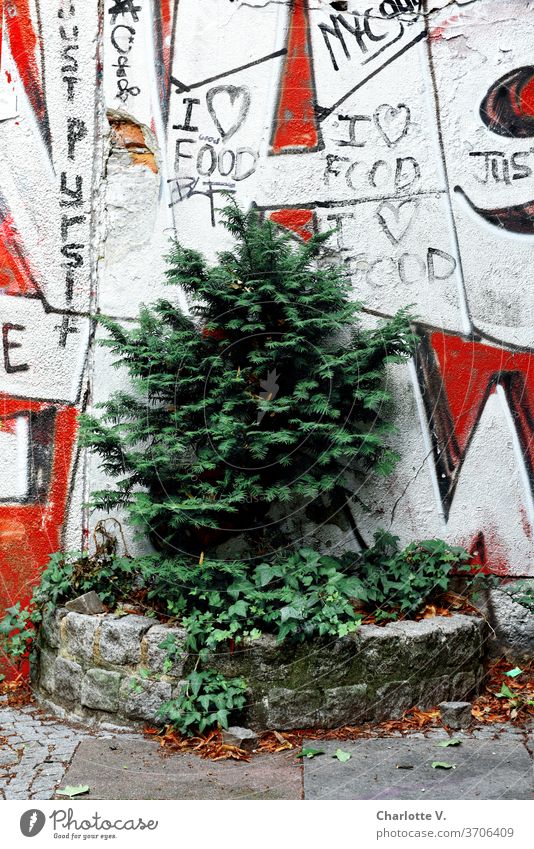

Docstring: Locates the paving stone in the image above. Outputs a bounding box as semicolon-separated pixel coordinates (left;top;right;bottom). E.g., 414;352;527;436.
61;737;303;800
98;615;153;666
0;749;19;767
303;737;533;800
81;668;122;712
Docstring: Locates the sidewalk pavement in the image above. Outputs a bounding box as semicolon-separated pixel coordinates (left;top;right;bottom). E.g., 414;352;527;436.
1;700;532;801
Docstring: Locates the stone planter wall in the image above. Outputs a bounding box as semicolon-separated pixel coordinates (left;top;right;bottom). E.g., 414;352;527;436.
33;610;487;731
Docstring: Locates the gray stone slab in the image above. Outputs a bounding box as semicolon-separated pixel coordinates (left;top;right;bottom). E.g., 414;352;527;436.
60;737;302;800
303;737;533;800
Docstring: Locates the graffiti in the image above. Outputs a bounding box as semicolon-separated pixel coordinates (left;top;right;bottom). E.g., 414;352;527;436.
110;19;141;103
0;0;534;651
480;66;534;138
4;0;51;153
270;0;320;154
0;0;97;663
206;86;251;142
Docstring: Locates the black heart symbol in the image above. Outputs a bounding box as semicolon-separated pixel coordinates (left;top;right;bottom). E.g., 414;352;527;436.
206;85;251;141
374;103;411;147
376;199;418;245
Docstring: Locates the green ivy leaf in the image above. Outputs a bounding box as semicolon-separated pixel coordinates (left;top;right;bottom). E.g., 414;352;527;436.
56;785;90;798
505;667;523;678
296;747;325;759
496;683;515;699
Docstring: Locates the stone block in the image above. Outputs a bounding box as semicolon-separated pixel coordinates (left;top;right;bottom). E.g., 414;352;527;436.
65;591;105;615
39;646;57;694
63;612;100;663
322;683;369;727
252;687;320;730
481;588;534;660
81;669;122;712
221;726;258;751
98;615;153;666
144;625;188;676
439;701;472;729
119;676;171;723
41;608;68;649
54;657;83;704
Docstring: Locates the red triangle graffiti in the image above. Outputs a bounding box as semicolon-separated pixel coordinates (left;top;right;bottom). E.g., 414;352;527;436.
417;330;534;515
0;202;40;297
4;0;51;154
270;0;320;154
268;208;315;241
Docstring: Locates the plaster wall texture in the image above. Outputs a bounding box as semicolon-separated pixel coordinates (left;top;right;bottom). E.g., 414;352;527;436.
1;0;534;621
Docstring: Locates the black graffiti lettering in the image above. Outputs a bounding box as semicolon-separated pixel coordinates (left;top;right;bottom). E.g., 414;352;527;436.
174;98;201;132
233;148;257;181
325;153;349;183
379;0;421;17
197;145;217;176
2;324;29;374
61;215;86;241
369;159;389;188
218;149;236;177
326;212;355;251
63;77;79;100
395;156;420;191
67;117;87;160
62;43;79;74
111;24;136;53
511;150;533;180
345;160;362;190
108;0;141;25
58;3;76;19
337;114;371;147
55;315;79;348
168;176;200;205
59;25;79;41
175;138;195;173
427;248;456;284
319;9;390;70
61;243;84;268
60;173;83;207
319;16;350;72
469;151;507;185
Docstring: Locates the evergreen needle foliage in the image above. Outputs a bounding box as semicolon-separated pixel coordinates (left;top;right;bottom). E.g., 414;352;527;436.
81;201;415;560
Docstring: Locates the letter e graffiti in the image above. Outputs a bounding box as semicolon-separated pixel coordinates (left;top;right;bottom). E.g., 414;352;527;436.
3;324;29;373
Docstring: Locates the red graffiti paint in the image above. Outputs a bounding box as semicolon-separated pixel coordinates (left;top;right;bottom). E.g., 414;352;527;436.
153;0;177;125
4;0;51;152
270;0;319;154
0;203;41;297
417;330;534;574
0;396;78;679
268;208;315;241
428;331;534;463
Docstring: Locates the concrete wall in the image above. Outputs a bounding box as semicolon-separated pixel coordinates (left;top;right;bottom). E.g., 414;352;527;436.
1;0;534;615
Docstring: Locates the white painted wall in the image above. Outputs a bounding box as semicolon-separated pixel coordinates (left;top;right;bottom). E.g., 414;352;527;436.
1;0;534;593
